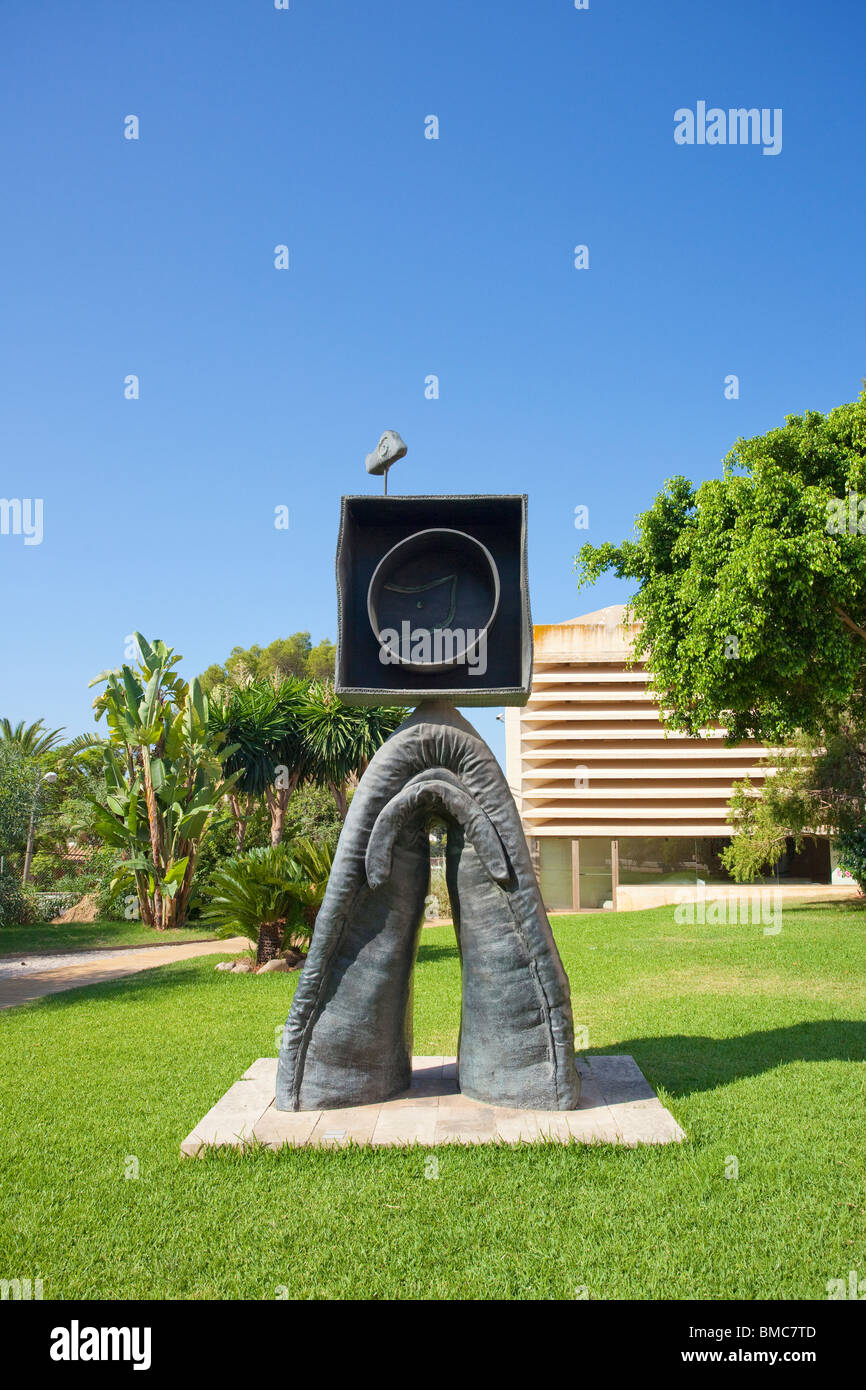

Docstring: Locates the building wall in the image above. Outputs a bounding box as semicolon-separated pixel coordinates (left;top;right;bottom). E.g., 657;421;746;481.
506;605;829;910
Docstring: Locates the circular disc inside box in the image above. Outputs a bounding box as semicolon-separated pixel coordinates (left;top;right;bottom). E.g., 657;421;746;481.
367;528;500;672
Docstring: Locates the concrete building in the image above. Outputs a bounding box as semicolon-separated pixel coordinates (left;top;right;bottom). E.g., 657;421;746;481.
505;605;834;912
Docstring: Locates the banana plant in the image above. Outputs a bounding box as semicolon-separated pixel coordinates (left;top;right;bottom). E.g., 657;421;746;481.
89;634;240;929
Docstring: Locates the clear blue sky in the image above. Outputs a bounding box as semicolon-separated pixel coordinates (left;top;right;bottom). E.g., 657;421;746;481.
2;0;864;763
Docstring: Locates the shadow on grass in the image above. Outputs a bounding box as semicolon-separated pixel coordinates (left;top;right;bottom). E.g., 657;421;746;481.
605;1019;866;1098
416;942;460;965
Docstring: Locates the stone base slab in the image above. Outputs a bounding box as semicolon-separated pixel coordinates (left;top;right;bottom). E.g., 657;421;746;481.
181;1055;685;1155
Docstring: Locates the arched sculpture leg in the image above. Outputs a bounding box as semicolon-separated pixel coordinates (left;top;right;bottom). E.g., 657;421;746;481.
446;826;573;1108
276;703;581;1112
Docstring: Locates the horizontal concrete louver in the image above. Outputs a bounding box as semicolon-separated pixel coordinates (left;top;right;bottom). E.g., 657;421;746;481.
506;607;773;837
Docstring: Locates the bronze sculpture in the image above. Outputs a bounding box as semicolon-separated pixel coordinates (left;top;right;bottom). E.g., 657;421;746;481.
275;436;581;1112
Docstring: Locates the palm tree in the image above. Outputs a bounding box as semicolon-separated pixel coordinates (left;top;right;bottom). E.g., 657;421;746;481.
199;838;334;966
0;718;64;756
298;681;404;818
0;719;65;883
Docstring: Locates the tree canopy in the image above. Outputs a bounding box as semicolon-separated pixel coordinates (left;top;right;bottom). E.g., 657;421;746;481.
577;387;866;745
576;386;866;882
198;633;336;694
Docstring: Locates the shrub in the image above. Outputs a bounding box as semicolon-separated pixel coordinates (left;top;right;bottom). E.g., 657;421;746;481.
836;828;866;895
32;891;79;923
0;873;27;927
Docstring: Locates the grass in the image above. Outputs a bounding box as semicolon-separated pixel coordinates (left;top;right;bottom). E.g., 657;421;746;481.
0;921;217;957
1;899;864;1299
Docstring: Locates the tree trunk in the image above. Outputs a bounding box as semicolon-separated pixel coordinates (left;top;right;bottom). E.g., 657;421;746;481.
140;748;165;929
266;772;300;846
134;871;154;927
229;793;246;852
329;780;349;820
174;850;198;930
21;806;37;885
256;920;285;967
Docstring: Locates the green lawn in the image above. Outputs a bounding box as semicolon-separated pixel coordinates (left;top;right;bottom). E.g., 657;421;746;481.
1;899;864;1299
0;921;217;957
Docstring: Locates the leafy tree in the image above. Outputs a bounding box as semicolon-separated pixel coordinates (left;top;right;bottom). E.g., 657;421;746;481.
29;737;111;892
281;782;342;848
199;633;336;694
89;634;240;929
307;639;338;681
0;747;35;923
0;745;33;862
213;677;402;839
576;387;866;877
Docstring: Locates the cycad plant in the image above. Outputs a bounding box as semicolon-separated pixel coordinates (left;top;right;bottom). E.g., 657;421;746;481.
199;837;334;966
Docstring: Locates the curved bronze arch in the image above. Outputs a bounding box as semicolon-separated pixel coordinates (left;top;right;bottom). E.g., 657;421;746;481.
276;705;581;1112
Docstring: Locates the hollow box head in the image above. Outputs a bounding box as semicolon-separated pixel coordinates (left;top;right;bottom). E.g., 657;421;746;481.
335;494;532;707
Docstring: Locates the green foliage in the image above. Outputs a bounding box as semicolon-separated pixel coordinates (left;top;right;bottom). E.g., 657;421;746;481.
722;726;866;881
0;718;64;757
298;681;405;815
835;827;866;894
0;872;27;927
29;891;79;924
188;784;340;921
577;388;866;877
282;783;342;847
577;388;866;744
89;633;240;930
198;633;336;694
215;679;305;799
29;742;108;888
0;745;34;860
198;838;334;947
212;675;403;836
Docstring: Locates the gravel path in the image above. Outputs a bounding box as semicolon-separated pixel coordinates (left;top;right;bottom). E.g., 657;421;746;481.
0;946;183;979
0;937;248;1009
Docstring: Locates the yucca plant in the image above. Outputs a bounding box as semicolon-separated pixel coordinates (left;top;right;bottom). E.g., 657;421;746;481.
199;837;334;966
298;681;405;818
211;679;306;848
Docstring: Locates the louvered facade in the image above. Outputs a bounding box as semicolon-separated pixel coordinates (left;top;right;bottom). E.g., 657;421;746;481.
505;605;831;911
